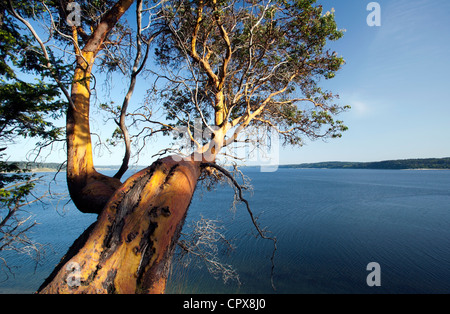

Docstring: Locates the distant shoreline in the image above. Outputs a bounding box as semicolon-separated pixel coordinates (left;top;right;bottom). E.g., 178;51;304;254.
27;167;117;173
1;162;121;173
3;157;450;173
279;157;450;170
402;168;450;171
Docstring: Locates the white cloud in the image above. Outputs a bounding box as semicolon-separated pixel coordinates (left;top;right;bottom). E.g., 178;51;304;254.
341;92;375;118
350;100;371;117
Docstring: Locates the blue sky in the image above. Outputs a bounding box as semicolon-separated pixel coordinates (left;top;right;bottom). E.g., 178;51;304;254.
8;0;450;166
282;0;450;164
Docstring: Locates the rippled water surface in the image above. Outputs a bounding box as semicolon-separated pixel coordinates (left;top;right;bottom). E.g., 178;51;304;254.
1;168;450;293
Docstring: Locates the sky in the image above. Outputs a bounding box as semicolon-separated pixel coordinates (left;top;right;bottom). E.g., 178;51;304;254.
7;0;450;166
281;0;450;164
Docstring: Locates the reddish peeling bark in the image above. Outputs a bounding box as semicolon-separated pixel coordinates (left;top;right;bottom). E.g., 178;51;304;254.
38;156;201;294
66;0;134;214
66;52;122;214
42;0;206;293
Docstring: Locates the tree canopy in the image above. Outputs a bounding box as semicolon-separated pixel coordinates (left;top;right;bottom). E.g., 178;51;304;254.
146;0;348;159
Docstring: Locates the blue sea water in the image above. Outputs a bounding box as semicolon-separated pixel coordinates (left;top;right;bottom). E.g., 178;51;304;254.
1;168;449;294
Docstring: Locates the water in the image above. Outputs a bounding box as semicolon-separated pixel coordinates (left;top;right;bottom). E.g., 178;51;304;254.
1;168;449;294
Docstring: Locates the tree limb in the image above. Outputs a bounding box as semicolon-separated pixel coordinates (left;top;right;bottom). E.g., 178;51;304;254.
212;0;232;90
200;162;278;290
7;0;74;109
114;0;155;179
82;0;135;54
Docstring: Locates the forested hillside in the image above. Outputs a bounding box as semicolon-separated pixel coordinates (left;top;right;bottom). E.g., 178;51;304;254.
282;158;450;170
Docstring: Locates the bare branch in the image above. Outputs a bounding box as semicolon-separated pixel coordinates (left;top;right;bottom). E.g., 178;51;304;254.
200;162;278;290
212;0;232;90
114;0;150;179
0;179;46;276
177;216;240;284
7;0;74;109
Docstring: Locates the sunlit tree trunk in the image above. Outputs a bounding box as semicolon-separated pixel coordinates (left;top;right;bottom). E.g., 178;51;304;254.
35;0;209;294
36;0;203;293
38;0;229;294
64;0;135;214
39;156;201;293
214;90;226;127
66;52;122;214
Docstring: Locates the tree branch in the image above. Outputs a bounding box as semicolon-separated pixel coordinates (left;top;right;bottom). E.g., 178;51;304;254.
7;0;74;109
82;0;135;54
114;0;155;179
212;0;232;90
200;162;277;290
189;0;219;87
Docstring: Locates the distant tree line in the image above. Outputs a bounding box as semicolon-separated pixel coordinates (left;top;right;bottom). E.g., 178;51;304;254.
1;161;65;172
4;158;450;172
282;158;450;170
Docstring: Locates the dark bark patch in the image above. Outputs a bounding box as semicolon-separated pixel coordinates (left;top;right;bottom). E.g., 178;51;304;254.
102;269;117;294
126;231;138;243
149;206;171;218
160;206;171;217
138;221;158;253
164;164;179;185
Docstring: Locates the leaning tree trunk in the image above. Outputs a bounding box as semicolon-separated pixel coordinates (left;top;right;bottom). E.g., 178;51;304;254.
66;51;122;214
38;156;201;294
65;0;135;215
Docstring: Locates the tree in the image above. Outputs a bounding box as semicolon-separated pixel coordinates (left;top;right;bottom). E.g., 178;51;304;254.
0;0;68;274
152;0;347;155
6;0;348;293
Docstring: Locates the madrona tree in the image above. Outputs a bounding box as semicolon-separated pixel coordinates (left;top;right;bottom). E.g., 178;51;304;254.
6;0;348;293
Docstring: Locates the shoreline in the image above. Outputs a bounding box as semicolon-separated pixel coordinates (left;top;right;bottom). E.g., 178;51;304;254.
3;166;450;173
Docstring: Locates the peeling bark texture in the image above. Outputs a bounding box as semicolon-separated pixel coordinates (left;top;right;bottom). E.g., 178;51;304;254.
38;156;201;294
66;0;135;214
66;52;123;214
66;64;122;213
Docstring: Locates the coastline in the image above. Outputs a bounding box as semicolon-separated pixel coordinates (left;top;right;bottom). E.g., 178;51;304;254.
7;166;450;173
3;157;450;173
401;168;450;171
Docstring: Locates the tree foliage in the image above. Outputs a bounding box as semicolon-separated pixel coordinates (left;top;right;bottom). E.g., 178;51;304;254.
0;2;66;143
0;0;66;271
148;0;348;152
